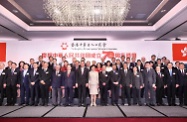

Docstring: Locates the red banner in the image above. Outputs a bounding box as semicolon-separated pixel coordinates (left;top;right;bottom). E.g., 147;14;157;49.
172;43;187;61
0;43;6;62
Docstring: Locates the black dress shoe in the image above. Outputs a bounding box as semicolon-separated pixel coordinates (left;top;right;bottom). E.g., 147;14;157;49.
172;104;177;106
179;104;183;106
150;104;155;106
19;103;24;106
145;104;149;106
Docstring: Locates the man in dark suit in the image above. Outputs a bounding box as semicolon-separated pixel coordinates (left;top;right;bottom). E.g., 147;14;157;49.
76;61;89;106
164;62;179;106
150;54;157;68
29;62;40;106
71;60;80;98
19;63;30;105
29;58;35;70
0;63;6;106
155;66;165;106
178;63;187;106
110;64;121;105
132;67;143;106
99;65;109;106
63;65;76;106
130;57;137;69
136;60;144;73
126;57;132;70
120;62;132;106
143;62;156;106
48;56;54;71
120;55;126;65
39;62;52;106
51;64;63;106
116;59;122;71
37;55;43;71
5;61;12;73
5;62;20;106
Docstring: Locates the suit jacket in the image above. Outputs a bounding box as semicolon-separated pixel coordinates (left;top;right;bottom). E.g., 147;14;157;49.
132;72;143;89
130;62;137;69
120;69;132;87
20;70;30;86
29;68;40;85
99;71;110;88
164;68;178;85
29;64;34;70
143;68;156;86
5;68;20;86
5;66;11;74
155;72;164;88
110;70;121;86
63;71;76;88
76;67;89;85
116;64;123;71
36;61;43;70
39;68;52;86
177;69;187;86
137;65;144;72
51;71;63;88
0;70;6;87
48;62;54;71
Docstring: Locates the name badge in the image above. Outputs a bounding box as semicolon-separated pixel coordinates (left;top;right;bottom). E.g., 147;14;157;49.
14;72;17;75
105;74;108;77
36;72;39;75
136;75;139;77
186;73;187;75
162;74;164;77
141;69;143;71
26;73;29;75
2;72;5;75
173;73;176;75
161;67;164;69
58;74;61;77
116;72;118;75
46;72;49;74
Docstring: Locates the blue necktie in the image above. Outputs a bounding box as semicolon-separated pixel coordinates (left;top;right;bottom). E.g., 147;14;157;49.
169;70;172;77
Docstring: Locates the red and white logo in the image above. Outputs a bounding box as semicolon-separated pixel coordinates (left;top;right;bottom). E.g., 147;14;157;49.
172;43;187;61
61;43;68;50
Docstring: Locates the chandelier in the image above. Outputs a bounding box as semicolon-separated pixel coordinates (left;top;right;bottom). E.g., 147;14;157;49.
43;0;131;26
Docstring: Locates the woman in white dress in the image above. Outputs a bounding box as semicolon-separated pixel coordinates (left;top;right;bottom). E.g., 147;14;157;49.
88;65;99;106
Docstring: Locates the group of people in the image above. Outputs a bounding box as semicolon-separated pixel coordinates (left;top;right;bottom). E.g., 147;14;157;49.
0;54;187;107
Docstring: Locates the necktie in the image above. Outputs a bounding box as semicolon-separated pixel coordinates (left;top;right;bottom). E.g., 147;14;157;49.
11;70;14;75
34;70;36;76
82;68;84;75
124;70;127;76
67;71;70;77
169;70;172;76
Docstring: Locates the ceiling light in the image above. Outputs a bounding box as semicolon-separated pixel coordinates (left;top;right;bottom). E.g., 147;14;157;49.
43;0;131;26
54;9;61;14
93;9;100;15
148;23;152;26
161;10;166;13
12;9;18;13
